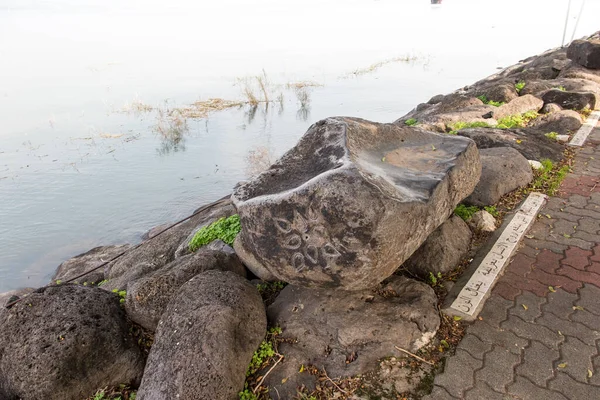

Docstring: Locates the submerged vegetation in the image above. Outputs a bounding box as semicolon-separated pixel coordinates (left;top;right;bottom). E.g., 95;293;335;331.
189;214;241;251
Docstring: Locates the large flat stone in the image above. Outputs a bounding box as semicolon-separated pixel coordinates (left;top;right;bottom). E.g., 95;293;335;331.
265;275;439;398
232;117;480;290
567;39;600;69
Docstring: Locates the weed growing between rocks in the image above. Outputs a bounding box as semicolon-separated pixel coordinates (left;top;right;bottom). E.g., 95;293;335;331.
579;107;593;120
545;131;560;141
256;281;287;306
496;110;539;129
476;95;505;107
515;80;526;93
405;118;418;126
87;385;137;400
447;121;492;135
189;214;241;251
453;204;479;221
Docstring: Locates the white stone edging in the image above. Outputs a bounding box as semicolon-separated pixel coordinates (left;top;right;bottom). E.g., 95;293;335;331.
569;110;600;147
446;192;547;320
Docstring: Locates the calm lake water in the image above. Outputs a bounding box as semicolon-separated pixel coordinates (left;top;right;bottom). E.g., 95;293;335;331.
1;0;598;292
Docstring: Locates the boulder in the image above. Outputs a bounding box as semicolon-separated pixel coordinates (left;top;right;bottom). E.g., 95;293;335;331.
519;78;600;98
264;276;439;398
567;39;600;69
52;244;131;284
125;241;246;331
402;215;472;278
427;94;445;104
0;284;145;400
559;62;600;85
397;94;494;132
465;147;533;207
541;103;562;114
457;127;565;163
478;83;518;103
491;94;543;120
137;270;266;400
232;117;481;290
469;210;497;232
104;197;235;291
528;110;583;134
541;89;597;111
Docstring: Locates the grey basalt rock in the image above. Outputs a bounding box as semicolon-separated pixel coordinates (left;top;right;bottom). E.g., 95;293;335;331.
264;276;440;398
457;127;565;163
52;244;131;284
528;110;583;134
137;270;266;400
232;117;481;290
491;94;543;120
0;284;145;400
125;241;246;331
104;197;235;291
567;39;600;69
465;147;533;207
402;215;472;278
541;89;597;111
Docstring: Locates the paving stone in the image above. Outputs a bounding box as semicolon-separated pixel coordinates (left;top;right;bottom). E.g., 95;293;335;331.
558;336;596;384
556;264;600;288
542;211;581;223
571;308;600;331
510;291;545;322
464;382;505;400
561;247;593;270
542;289;578;320
590;355;600;386
477;294;513;327
468;321;529;355
456;334;493;360
549;370;600;399
519;244;541;259
535;249;564;274
501;315;563;349
421;385;459;400
474;346;521;392
568;207;600;220
536;312;600;346
527;267;582;293
498;271;551;298
508;253;536;277
508;376;568;400
553;219;579;237
516;340;559;387
586;261;600;277
545;233;594;250
577;284;600;315
566;194;590;209
524;238;569;253
433;349;481;398
493;281;522;301
578;218;600;234
573;230;600;244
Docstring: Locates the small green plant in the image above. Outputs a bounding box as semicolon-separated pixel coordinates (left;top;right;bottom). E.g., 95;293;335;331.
404;118;418;126
247;341;276;376
112;289;127;304
97;279;108;286
189;214;241;251
484;205;499;217
428;271;443;286
94;391;106;400
530;159;570;196
476;95;505;107
580;107;592;120
454;204;480;221
545;132;559;141
447;121;492;135
496;111;538;129
556;86;566;91
238;388;258;400
515;80;526;93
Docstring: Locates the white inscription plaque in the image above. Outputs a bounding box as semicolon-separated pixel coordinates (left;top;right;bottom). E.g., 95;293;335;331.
449;192;547;318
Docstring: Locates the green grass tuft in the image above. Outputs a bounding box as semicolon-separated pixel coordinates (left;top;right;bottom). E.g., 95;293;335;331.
189;214;241;251
530;159;570;196
484;205;499;217
545;132;559;141
477;95;505;107
404;118;418;126
496;111;538;129
454;204;480;221
447;121;493;135
515;81;526;93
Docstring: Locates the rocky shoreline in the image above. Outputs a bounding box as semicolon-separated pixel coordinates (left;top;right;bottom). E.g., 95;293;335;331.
1;32;599;400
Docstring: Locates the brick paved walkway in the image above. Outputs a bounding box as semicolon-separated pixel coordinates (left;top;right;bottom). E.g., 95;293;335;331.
424;124;600;400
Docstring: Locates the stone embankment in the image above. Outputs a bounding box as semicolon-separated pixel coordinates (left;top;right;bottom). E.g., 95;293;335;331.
1;32;599;400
